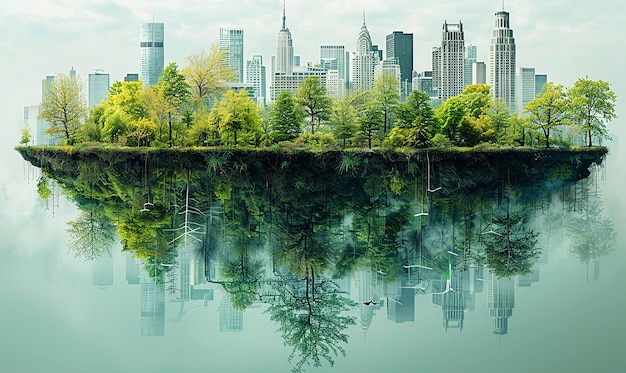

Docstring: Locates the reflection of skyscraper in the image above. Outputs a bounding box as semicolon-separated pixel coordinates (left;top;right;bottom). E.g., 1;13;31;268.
432;267;470;331
125;252;140;285
488;272;515;335
139;22;164;87
387;287;415;323
93;255;113;286
219;293;243;332
140;268;165;336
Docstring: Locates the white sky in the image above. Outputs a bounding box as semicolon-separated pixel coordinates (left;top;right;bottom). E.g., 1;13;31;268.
1;0;624;137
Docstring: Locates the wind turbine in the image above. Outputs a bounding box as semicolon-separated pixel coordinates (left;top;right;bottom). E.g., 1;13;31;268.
433;260;454;294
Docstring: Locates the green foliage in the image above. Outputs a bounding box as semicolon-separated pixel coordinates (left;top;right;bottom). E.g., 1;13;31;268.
294;132;338;152
392;90;437;148
483;214;540;277
295;77;332;134
211;90;263;147
330;98;359;148
107;80;149;120
67;208;116;260
525;82;570;148
270;92;303;142
102;108;131;143
126;118;157;147
36;176;51;201
39;73;87;142
20;122;32;145
567;77;617;146
372;72;400;133
357;105;384;148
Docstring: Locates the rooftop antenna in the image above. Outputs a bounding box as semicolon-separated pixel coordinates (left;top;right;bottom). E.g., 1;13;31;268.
282;0;286;30
362;7;366;24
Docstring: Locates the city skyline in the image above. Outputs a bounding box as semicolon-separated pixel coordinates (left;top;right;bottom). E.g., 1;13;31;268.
2;1;624;130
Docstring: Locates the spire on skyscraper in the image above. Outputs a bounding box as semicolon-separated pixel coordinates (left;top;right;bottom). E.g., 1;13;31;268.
281;0;287;30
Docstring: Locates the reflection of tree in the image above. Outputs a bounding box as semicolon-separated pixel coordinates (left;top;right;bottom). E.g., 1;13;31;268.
483;213;540;277
266;271;356;373
566;182;616;263
66;206;116;260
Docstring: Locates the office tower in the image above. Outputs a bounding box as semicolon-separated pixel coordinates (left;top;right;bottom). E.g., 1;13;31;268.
516;67;536;114
387;287;416;323
413;71;438;98
375;59;401;94
433;21;465;100
140;268;165;336
88;69;110;108
275;2;294;75
534;74;548;97
352;13;378;91
472;61;487;84
489;10;516;112
219;28;244;83
464;45;477;87
246;55;267;106
488;273;515;335
320;45;348;88
124;73;139;82
386;31;413;95
139;22;164;87
270;66;327;101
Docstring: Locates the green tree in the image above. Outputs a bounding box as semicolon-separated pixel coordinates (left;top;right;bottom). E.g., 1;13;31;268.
435;96;466;145
107;80;149;120
270;91;303;142
211;90;263;147
39;73;87;143
372;72;400;134
358;105;383;149
67;207;116;260
158;62;191;146
389;90;437;148
330;97;359;148
525;82;570;148
567;77;617;146
182;45;235;108
294;77;332;134
266;273;356;373
102;108;131;143
20;122;32;145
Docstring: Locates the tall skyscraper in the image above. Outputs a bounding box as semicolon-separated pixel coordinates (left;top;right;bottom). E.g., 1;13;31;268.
534;74;548;97
140;268;165;336
473;62;487;84
385;31;413;95
464;45;477;88
433;21;465;100
488;272;515;335
88;69;110;108
320;45;348;88
246;55;267;107
275;1;294;75
489;10;516;112
516;67;536;114
352;13;378;91
139;22;164;87
219;28;244;83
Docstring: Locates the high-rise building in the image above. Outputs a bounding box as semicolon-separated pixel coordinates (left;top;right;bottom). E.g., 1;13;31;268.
219;293;243;332
246;55;267;107
270;66;327;101
413;71;438;98
534;74;548;97
352;14;378;91
386;31;413;95
140;268;165;336
516;67;536;114
433;21;465;100
489;10;516;112
139;22;164;87
219;28;244;83
320;45;349;88
488;272;515;335
376;59;401;95
124;73;139;82
464;45;477;88
473;62;487;84
88;69;110;108
274;2;294;75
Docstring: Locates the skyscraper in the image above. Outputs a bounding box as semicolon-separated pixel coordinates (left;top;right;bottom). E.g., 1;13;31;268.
320;45;349;88
489;10;516;112
464;45;477;88
516;67;536;114
275;1;294;75
352;13;378;91
88;69;110;108
140;22;164;87
385;31;413;95
140;268;165;336
534;74;548;97
219;28;244;83
246;55;267;107
488;272;515;335
433;21;465;100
